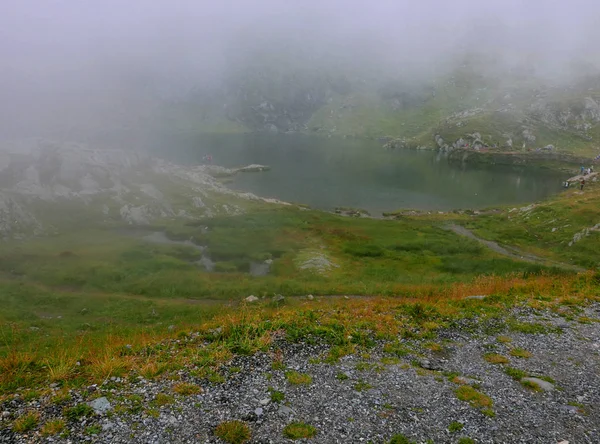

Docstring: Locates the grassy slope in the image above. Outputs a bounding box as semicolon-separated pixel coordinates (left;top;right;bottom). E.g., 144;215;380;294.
0;203;574;389
308;77;600;158
463;178;600;268
0;208;560;304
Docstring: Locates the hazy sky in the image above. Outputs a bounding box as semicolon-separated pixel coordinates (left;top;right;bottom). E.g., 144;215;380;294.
1;0;599;136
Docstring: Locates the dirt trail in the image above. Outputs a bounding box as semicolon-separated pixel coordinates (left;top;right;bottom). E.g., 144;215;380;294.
445;224;585;272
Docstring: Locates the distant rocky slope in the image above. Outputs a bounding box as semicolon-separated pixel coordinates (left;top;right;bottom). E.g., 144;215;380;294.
0;140;277;239
163;57;600;159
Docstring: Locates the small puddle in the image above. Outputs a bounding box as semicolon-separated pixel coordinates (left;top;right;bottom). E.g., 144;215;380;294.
140;231;271;275
142;231;215;272
249;260;271;277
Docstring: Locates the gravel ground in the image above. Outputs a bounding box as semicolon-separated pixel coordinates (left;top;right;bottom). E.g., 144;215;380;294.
1;304;598;444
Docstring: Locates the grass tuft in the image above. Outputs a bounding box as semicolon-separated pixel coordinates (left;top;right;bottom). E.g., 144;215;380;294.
214;420;251;444
269;388;285;403
282;421;318;439
504;366;528;380
12;412;39;433
64;404;94;421
152;393;175;406
448;421;464;432
285;371;312;385
510;348;532;358
388;434;413;444
173;382;202;396
41;419;66;436
455;385;493;412
483;353;509;364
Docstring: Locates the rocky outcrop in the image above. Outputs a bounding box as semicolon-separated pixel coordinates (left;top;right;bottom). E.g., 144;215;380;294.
0;140;285;238
447;148;589;171
236;164;270;173
0;192;41;239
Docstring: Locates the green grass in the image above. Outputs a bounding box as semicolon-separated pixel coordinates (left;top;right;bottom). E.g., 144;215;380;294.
282;421;318;439
0;207;564;309
269;388;285;403
353;380;373;392
521;380;543;392
152;393;175;406
448;421;464;432
388;434;413;444
85;424;101;435
455;386;493;412
504;367;528;380
465;179;600;269
64;404;94;421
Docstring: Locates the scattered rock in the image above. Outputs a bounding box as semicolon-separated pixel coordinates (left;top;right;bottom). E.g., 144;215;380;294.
272;294;285;303
465;295;487;300
453;376;480;385
236;164;271;173
521;377;555;391
297;252;340;274
259;398;270;406
88;397;112;415
278;405;293;415
254;407;263;417
245;295;259;303
419;359;442;371
307;294;314;300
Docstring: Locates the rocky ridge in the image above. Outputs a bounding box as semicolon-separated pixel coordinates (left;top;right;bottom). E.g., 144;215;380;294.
0;140;280;239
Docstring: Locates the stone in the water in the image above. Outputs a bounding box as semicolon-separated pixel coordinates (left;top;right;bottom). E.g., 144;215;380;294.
521;377;555;391
245;295;259;303
237;164;271;173
89;397;112;414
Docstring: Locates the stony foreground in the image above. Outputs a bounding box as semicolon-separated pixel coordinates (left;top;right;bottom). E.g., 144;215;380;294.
1;304;599;444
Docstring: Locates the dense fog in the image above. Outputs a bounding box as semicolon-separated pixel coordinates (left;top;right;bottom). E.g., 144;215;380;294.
2;0;600;137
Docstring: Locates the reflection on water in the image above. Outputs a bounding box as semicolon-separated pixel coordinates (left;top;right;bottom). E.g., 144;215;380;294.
151;132;565;215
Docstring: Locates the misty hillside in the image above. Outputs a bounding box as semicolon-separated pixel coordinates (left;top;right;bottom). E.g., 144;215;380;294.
161;56;600;158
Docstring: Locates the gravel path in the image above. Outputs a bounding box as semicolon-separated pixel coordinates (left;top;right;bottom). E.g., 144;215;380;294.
1;305;598;444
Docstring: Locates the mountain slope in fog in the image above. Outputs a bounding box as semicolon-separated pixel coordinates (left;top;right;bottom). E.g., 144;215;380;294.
164;56;600;158
0;141;278;239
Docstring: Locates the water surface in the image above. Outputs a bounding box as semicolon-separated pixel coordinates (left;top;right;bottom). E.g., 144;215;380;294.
151;133;564;215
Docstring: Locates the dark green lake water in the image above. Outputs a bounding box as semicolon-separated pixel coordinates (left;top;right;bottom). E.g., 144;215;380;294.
152;132;564;215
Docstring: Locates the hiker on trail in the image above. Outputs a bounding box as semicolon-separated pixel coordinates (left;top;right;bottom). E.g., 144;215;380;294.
580;178;586;190
581;165;585;174
563;181;569;188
